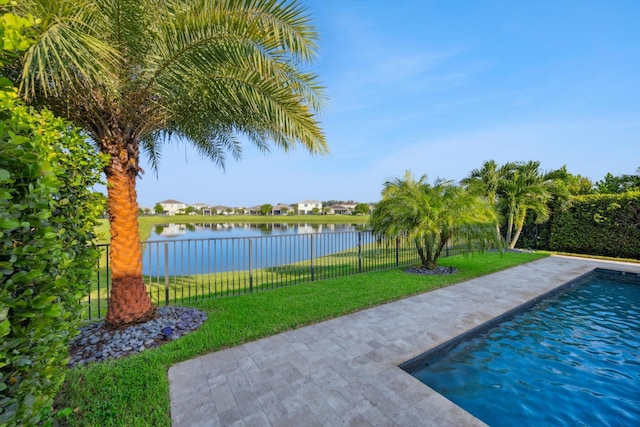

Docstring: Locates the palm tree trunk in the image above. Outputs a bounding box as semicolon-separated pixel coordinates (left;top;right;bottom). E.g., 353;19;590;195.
418;236;438;270
104;166;154;326
505;208;515;247
414;240;427;267
509;228;522;249
425;236;435;269
509;212;527;249
433;234;448;263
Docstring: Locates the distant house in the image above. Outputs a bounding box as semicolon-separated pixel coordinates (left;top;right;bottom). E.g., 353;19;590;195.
297;200;322;215
190;202;210;214
246;205;262;216
342;202;357;211
210;205;231;215
327;204;351;215
272;204;291;215
158;199;187;215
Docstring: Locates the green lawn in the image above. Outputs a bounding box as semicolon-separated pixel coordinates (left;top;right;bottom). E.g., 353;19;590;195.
57;251;547;426
94;219;111;243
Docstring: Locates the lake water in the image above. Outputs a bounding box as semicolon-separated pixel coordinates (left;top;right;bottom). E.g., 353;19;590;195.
146;222;363;240
142;223;370;275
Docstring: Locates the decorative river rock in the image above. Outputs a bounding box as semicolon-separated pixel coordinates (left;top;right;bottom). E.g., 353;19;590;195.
68;306;207;367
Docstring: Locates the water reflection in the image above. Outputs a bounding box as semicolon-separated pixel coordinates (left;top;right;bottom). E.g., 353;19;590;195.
147;222;364;240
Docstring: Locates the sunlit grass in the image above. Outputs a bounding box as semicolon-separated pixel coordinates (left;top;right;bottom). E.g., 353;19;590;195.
58;251;548;426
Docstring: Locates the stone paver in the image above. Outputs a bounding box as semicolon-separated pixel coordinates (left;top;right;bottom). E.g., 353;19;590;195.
169;256;640;426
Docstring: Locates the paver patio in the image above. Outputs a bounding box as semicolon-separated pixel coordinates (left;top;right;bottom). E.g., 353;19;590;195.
169;255;640;426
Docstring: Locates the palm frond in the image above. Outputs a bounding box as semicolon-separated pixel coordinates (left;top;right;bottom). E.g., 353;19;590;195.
142;0;327;160
18;0;121;98
140;133;164;175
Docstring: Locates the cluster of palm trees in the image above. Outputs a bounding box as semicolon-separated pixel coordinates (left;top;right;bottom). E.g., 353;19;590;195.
371;172;498;270
462;160;572;249
372;161;578;269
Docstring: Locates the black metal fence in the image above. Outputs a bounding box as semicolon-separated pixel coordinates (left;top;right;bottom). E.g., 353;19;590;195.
86;230;465;320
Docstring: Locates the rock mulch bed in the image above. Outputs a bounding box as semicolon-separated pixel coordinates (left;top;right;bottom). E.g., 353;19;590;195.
404;266;459;275
68;306;206;367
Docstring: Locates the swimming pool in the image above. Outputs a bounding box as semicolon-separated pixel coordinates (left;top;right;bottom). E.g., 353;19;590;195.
402;269;640;426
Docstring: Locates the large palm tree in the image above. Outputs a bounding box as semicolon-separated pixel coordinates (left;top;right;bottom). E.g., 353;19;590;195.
497;161;556;249
10;0;327;326
370;171;498;270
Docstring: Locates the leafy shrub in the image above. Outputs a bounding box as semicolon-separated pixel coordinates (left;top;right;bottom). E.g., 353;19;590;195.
0;72;105;426
549;192;640;259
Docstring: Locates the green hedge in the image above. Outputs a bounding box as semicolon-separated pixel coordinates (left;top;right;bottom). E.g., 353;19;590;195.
549;192;640;259
0;87;105;425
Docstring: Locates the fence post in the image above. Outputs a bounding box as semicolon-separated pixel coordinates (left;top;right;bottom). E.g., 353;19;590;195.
358;231;363;273
164;242;169;306
105;246;110;314
395;237;400;267
93;254;99;320
310;234;315;281
248;238;253;292
445;241;449;257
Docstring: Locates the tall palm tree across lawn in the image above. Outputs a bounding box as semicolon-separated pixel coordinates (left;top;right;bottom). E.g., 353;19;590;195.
10;0;328;326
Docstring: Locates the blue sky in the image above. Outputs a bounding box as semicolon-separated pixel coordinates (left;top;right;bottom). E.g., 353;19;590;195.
135;0;640;208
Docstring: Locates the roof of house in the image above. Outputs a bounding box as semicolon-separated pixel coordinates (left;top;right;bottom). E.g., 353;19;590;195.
298;200;321;204
190;202;209;207
273;204;290;209
158;199;185;204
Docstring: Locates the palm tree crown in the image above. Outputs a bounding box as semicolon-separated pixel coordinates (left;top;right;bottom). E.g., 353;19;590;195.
19;0;327;170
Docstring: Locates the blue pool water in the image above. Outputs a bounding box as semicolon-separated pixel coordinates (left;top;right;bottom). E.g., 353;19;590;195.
405;270;640;426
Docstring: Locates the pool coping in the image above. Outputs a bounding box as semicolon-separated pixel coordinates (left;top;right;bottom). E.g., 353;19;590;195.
169;255;640;426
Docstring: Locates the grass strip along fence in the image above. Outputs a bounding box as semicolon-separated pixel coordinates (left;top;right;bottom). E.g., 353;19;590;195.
85;230;468;320
59;251;548;426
